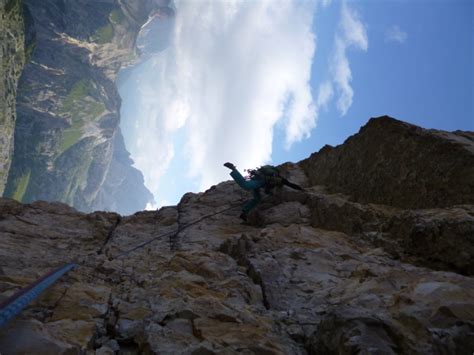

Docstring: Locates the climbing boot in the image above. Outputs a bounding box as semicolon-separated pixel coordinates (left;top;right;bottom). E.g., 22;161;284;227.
224;162;236;170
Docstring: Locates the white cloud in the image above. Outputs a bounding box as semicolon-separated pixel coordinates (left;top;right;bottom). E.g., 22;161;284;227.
385;25;407;44
145;202;158;210
330;1;368;116
316;81;334;111
121;0;318;196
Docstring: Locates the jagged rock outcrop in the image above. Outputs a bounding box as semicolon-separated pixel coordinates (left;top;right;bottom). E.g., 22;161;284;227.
301;116;474;209
0;117;473;354
0;0;25;195
3;0;161;213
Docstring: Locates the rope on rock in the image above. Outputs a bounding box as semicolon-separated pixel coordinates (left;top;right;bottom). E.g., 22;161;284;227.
114;203;242;258
0;203;242;327
0;263;77;328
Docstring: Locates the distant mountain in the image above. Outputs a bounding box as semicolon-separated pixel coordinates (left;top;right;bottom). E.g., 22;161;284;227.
85;129;154;215
136;6;175;58
1;0;171;214
0;0;25;195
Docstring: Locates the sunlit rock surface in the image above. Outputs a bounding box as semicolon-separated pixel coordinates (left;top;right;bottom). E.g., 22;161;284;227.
0;117;473;353
3;0;160;214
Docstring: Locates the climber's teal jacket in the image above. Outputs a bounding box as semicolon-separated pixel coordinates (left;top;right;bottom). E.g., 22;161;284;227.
229;169;265;214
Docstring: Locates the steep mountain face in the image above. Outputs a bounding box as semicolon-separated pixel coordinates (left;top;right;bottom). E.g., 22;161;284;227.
3;0;158;214
0;117;473;354
0;0;25;195
301;116;474;209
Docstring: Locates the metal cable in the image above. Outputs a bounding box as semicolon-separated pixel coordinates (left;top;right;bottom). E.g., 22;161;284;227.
113;203;241;258
0;203;243;327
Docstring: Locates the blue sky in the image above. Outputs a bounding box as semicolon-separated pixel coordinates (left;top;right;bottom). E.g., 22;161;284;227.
119;0;473;209
272;0;474;165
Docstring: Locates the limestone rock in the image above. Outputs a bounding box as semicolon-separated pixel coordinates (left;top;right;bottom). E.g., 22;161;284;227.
0;118;473;353
300;116;474;209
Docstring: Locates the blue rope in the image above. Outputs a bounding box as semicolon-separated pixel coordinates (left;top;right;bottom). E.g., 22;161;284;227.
0;263;77;328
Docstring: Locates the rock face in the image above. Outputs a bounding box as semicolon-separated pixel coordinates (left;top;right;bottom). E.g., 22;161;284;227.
0;0;25;195
301;116;474;209
3;0;159;214
0;117;473;354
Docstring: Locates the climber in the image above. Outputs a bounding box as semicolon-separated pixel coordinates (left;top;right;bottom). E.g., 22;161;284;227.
224;162;303;221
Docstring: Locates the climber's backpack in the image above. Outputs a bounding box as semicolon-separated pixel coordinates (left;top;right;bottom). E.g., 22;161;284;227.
248;165;283;193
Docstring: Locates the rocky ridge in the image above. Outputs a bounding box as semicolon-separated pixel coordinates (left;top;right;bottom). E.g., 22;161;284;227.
0;117;473;354
301;116;474;209
3;0;159;214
